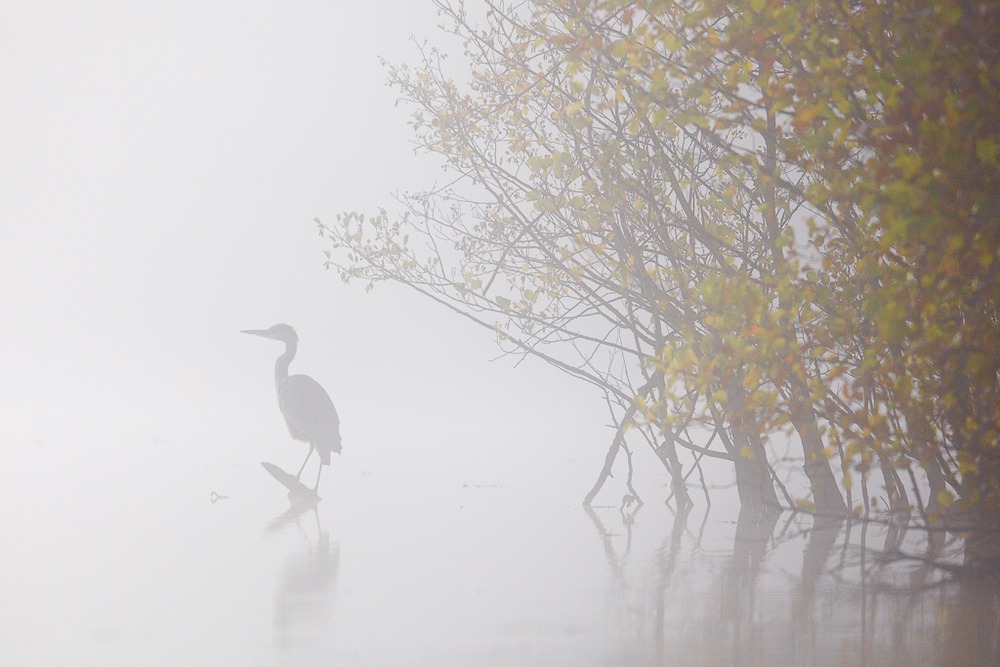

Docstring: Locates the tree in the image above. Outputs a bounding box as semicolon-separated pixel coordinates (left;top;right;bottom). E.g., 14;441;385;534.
319;0;1000;524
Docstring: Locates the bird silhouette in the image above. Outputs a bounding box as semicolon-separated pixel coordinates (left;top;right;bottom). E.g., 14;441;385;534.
242;324;341;492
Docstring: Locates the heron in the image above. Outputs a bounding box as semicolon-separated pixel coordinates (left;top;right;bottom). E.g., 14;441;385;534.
242;323;341;492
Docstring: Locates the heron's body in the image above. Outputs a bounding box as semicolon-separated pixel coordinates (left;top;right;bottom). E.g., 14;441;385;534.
243;323;341;490
278;374;341;464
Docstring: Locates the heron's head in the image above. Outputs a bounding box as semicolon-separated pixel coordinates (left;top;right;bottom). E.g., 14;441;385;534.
241;323;298;345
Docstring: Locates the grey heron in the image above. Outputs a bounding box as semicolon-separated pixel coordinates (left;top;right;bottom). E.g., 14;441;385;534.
242;323;342;492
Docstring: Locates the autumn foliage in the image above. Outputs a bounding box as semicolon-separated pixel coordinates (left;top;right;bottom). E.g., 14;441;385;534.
319;0;1000;522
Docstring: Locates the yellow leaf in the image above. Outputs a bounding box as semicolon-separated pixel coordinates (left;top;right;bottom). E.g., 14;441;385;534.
936;489;955;507
740;445;754;460
976;138;998;166
958;458;978;475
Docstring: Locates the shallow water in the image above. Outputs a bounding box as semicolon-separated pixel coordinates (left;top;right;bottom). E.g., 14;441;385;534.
1;439;997;666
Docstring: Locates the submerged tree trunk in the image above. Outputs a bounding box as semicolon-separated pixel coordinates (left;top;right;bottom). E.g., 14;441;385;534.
876;449;910;515
715;386;780;514
788;384;847;515
656;430;693;508
732;424;780;514
583;425;626;507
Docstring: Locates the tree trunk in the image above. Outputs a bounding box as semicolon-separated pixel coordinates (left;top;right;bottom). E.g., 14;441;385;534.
787;381;847;515
656;430;693;508
720;383;780;514
583;429;623;507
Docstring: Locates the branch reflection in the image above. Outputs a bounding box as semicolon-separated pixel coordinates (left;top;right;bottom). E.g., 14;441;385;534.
587;503;1000;665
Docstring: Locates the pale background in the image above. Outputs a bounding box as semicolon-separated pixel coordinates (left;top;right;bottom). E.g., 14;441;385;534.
0;0;622;493
1;5;643;662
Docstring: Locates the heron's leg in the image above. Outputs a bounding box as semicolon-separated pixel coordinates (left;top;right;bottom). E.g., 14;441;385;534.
312;463;324;492
295;445;314;479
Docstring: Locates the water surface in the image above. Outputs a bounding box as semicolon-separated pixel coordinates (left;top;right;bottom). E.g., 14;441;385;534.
1;438;996;666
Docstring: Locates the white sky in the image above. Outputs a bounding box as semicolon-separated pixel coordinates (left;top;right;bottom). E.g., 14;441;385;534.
0;0;635;500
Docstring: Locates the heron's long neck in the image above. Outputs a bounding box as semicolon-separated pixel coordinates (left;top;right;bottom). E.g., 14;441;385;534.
274;339;297;384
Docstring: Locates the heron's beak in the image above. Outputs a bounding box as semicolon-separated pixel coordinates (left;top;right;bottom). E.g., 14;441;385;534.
241;329;270;338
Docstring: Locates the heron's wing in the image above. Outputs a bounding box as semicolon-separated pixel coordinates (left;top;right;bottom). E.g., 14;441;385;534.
279;375;341;452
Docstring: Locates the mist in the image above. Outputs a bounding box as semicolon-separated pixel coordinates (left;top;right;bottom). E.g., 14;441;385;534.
2;1;998;665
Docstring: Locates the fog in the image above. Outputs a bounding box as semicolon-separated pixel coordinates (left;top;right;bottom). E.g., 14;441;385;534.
1;2;996;665
0;0;605;471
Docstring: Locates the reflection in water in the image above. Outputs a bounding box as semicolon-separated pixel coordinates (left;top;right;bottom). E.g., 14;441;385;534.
585;506;630;580
7;440;995;665
266;503;340;650
720;507;781;664
587;503;1000;666
794;516;843;660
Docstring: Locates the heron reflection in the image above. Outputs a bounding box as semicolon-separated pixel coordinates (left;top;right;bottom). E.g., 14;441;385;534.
267;504;340;648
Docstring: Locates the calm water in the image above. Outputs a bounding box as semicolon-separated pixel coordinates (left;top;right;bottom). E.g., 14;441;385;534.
1;438;997;666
